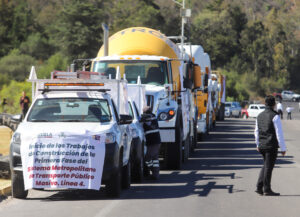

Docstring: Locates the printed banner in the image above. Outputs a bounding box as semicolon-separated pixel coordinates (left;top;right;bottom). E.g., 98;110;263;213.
21;132;106;190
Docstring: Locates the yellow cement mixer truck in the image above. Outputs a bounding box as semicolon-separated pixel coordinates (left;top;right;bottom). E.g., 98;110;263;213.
183;45;212;139
91;27;199;169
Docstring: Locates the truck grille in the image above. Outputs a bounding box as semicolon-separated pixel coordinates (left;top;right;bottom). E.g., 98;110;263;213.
146;95;154;112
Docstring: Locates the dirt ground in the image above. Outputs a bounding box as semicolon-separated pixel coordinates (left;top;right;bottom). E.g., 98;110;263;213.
0;126;12;156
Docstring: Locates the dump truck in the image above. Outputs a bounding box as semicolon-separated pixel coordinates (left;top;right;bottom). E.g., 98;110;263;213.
91;27;199;169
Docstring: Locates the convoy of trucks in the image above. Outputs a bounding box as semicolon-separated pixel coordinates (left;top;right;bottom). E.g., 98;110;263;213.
9;26;225;198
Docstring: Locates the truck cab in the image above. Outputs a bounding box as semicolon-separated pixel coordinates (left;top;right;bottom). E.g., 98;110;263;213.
92;27;197;170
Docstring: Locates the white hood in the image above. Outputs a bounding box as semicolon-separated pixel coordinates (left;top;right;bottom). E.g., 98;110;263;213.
17;122;114;141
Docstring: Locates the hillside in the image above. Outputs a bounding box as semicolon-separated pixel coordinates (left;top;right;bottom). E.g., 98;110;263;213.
0;0;300;113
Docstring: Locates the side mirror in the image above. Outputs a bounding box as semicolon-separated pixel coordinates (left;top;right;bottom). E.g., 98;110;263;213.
119;114;133;125
204;73;209;87
11;114;22;122
140;113;153;122
193;65;201;89
183;63;193;89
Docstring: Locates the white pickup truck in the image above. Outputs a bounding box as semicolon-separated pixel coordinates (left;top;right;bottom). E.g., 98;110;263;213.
10;78;136;199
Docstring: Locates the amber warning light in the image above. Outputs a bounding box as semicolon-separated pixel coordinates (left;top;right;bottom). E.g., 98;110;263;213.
44;83;105;87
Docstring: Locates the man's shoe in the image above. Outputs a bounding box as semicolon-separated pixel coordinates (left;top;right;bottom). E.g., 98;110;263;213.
264;191;280;196
255;189;263;195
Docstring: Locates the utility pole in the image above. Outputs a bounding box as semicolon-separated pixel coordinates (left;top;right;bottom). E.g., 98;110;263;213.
181;0;185;58
172;0;191;58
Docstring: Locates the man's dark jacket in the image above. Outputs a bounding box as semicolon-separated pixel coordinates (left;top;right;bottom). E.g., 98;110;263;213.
257;107;279;150
142;113;161;146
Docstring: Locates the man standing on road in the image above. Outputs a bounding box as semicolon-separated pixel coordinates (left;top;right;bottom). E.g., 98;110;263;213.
142;106;161;180
19;91;30;119
286;106;293;120
255;95;286;196
276;101;283;119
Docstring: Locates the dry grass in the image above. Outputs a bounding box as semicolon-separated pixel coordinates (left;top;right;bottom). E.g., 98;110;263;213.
0;126;12;156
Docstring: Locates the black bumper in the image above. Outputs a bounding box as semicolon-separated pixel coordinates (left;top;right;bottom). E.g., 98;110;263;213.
101;142;120;183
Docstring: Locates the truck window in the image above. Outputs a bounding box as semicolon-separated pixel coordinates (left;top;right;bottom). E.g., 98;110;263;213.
128;102;134;119
111;99;119;122
27;98;111;123
132;102;140;118
93;60;169;86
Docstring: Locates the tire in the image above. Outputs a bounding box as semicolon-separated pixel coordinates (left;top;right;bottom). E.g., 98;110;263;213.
191;122;197;151
132;142;144;183
11;172;28;199
197;133;203;142
164;125;182;170
122;158;131;189
106;153;122;198
182;133;190;163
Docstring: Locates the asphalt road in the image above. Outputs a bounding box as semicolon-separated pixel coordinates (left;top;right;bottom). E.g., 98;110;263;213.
1;117;300;217
281;101;300;120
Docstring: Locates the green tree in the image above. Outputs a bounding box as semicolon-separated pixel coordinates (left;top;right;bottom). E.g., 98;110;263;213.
0;73;10;89
0;80;32;114
0;0;14;57
191;4;247;68
0;49;36;81
37;53;69;79
51;0;106;60
108;0;163;33
19;33;55;60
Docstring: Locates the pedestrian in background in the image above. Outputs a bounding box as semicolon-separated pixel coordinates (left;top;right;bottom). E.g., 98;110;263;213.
142;106;161;180
2;98;7;113
276;101;283;119
19;91;30;119
255;95;286;196
286;106;293;120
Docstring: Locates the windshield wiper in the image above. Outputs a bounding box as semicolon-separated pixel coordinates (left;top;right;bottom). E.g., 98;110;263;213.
60;120;81;122
30;119;49;122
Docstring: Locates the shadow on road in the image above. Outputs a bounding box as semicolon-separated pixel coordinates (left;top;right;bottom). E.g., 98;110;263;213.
25;119;294;201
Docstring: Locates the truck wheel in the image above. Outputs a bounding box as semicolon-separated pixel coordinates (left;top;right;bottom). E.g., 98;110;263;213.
106;154;122;198
165;126;182;170
191;123;197;151
11;171;28;199
132;142;144;183
197;133;203;142
122;158;131;189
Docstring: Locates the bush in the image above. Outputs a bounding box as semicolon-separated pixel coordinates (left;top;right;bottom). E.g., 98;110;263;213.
0;80;32;114
0;49;36;81
37;53;69;79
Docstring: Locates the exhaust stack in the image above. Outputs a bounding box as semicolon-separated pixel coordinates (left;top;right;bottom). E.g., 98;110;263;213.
102;23;109;56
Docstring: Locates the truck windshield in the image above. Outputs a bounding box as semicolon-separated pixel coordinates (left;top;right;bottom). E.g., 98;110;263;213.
93;60;168;86
27;98;111;123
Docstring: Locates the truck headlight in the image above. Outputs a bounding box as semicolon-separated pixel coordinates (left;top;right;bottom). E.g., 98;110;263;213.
158;109;176;121
105;132;116;144
159;112;168;121
12;132;21;144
